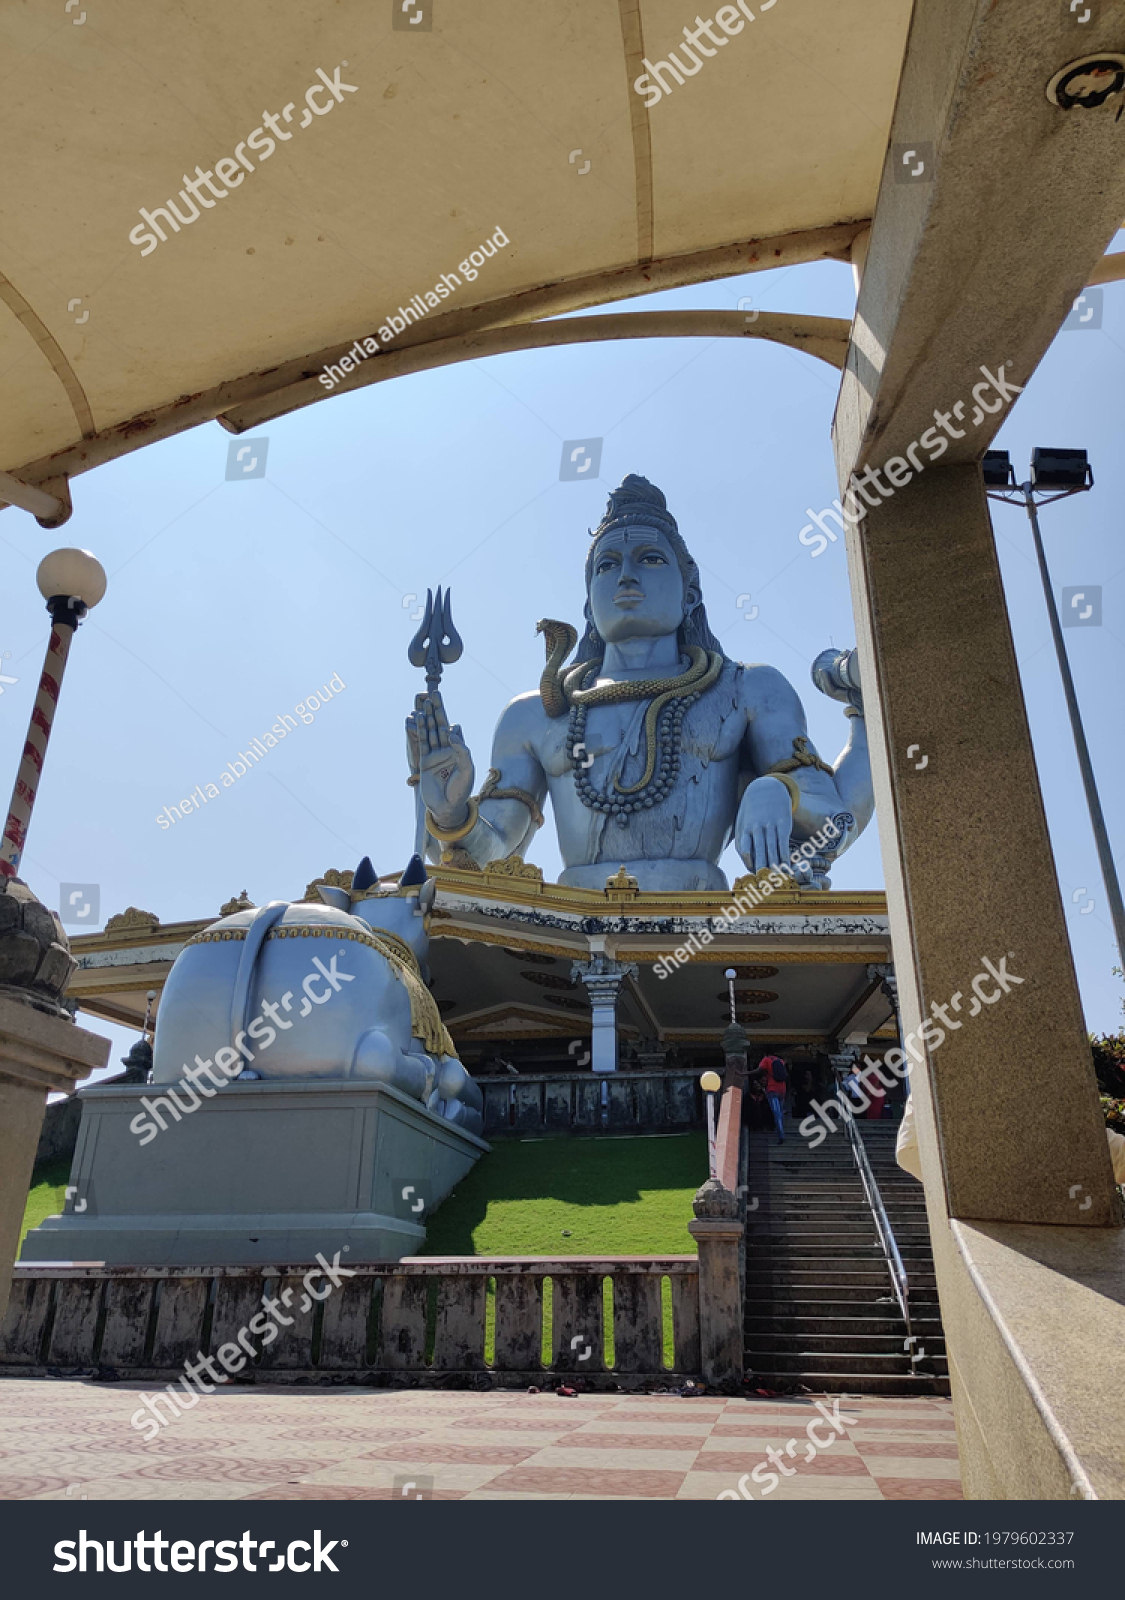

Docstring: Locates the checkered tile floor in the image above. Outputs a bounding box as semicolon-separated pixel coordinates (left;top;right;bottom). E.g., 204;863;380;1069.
0;1382;962;1500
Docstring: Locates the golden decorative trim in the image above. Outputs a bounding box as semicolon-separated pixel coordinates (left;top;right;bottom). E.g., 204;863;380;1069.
431;925;581;959
667;1029;831;1044
427;864;886;919
301;869;354;903
441;848;481;872
220;890;256;917
483;855;545;886
605;865;640;899
426;799;479;843
104;906;160;934
729;870;819;903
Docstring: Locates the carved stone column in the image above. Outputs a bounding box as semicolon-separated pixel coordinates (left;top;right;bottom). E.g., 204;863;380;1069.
571;956;637;1075
688;1178;743;1387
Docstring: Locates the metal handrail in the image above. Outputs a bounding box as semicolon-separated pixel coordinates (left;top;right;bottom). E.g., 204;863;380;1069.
836;1079;912;1344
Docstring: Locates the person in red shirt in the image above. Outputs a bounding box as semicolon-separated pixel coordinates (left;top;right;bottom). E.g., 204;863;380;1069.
759;1054;788;1143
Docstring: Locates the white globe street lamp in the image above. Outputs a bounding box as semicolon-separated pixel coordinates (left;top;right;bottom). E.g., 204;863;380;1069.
0;550;107;881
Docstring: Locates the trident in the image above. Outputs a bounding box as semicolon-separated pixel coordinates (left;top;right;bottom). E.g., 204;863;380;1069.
408;587;463;693
407;588;463;855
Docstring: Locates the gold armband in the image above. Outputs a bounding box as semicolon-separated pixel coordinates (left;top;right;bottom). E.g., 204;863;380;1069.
767;771;800;813
425;798;479;843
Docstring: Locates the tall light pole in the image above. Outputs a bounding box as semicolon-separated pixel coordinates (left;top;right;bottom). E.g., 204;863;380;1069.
0;549;107;881
983;449;1124;962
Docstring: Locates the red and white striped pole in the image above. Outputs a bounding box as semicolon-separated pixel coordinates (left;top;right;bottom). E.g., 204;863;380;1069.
0;549;106;882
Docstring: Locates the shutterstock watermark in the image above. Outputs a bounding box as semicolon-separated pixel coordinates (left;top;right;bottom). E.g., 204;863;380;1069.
634;2;779;108
653;819;842;978
55;1529;343;1574
128;1252;356;1444
318;226;510;391
130;65;359;256
717;1398;857;1498
799;364;1024;557
156;674;344;828
800;954;1025;1148
129;951;354;1146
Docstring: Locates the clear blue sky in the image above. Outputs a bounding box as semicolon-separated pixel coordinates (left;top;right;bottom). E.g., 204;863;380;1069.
3;239;1122;1086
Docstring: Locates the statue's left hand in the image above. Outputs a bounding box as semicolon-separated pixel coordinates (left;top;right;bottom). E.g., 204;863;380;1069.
735;776;793;873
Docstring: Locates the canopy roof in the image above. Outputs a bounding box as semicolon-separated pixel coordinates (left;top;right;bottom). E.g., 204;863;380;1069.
0;0;911;502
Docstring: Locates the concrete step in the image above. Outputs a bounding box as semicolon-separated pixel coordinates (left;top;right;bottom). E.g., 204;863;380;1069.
744;1307;941;1326
744;1314;945;1338
745;1278;938;1294
745;1349;949;1377
744;1293;943;1314
744;1330;947;1356
744;1370;951;1397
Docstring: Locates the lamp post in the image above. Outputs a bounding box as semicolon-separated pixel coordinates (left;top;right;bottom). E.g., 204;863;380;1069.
983;450;1124;961
0;549;107;881
700;1070;722;1179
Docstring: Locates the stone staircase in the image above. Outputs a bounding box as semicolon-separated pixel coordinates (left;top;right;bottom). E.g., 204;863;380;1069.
742;1115;950;1395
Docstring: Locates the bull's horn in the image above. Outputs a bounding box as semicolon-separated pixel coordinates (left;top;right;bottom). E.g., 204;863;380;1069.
400;854;427;889
352;856;378;892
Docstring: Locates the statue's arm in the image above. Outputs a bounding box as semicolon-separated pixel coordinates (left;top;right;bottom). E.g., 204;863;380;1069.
735;666;853;871
442;693;548;866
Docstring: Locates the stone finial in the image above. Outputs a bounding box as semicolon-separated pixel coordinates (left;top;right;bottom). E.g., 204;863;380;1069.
0;875;77;1017
692;1177;740;1220
104;906;160;934
220;889;256;917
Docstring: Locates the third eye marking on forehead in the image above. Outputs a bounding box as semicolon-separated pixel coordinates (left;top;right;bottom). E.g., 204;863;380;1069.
593;533;673;564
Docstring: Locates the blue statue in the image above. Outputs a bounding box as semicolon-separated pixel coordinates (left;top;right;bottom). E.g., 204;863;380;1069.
407;475;873;891
151;854;484;1135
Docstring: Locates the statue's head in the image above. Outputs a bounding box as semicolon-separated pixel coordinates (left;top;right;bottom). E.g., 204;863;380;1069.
578;475;725;663
347;854;437;975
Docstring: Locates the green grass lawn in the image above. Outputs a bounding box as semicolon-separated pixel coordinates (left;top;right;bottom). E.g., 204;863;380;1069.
419;1132;706;1257
420;1133;706;1368
20;1158;72;1250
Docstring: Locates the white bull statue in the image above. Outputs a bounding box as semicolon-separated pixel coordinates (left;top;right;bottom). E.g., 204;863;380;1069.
152;854;483;1136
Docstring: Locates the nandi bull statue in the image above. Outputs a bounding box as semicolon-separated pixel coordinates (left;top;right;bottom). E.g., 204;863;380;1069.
152;852;484;1137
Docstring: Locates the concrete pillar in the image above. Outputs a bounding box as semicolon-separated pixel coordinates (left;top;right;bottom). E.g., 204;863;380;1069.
0;995;109;1313
571;957;637;1074
688;1178;743;1387
844;465;1114;1225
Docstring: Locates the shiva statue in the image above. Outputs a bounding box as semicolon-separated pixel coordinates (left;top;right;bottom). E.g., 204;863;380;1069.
407;475;873;893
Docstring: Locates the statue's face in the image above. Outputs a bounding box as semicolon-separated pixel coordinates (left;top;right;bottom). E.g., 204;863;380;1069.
587;526;694;643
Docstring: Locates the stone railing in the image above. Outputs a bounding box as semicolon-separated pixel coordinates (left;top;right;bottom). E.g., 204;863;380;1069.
475;1070;702;1137
1;1258;701;1386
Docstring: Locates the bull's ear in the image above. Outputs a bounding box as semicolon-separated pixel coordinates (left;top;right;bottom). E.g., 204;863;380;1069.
417;878;437;915
353;856;378;892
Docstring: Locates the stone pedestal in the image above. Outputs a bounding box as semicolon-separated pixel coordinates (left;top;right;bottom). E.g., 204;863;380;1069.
21;1077;488;1267
0;994;110;1314
688;1178;743;1388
